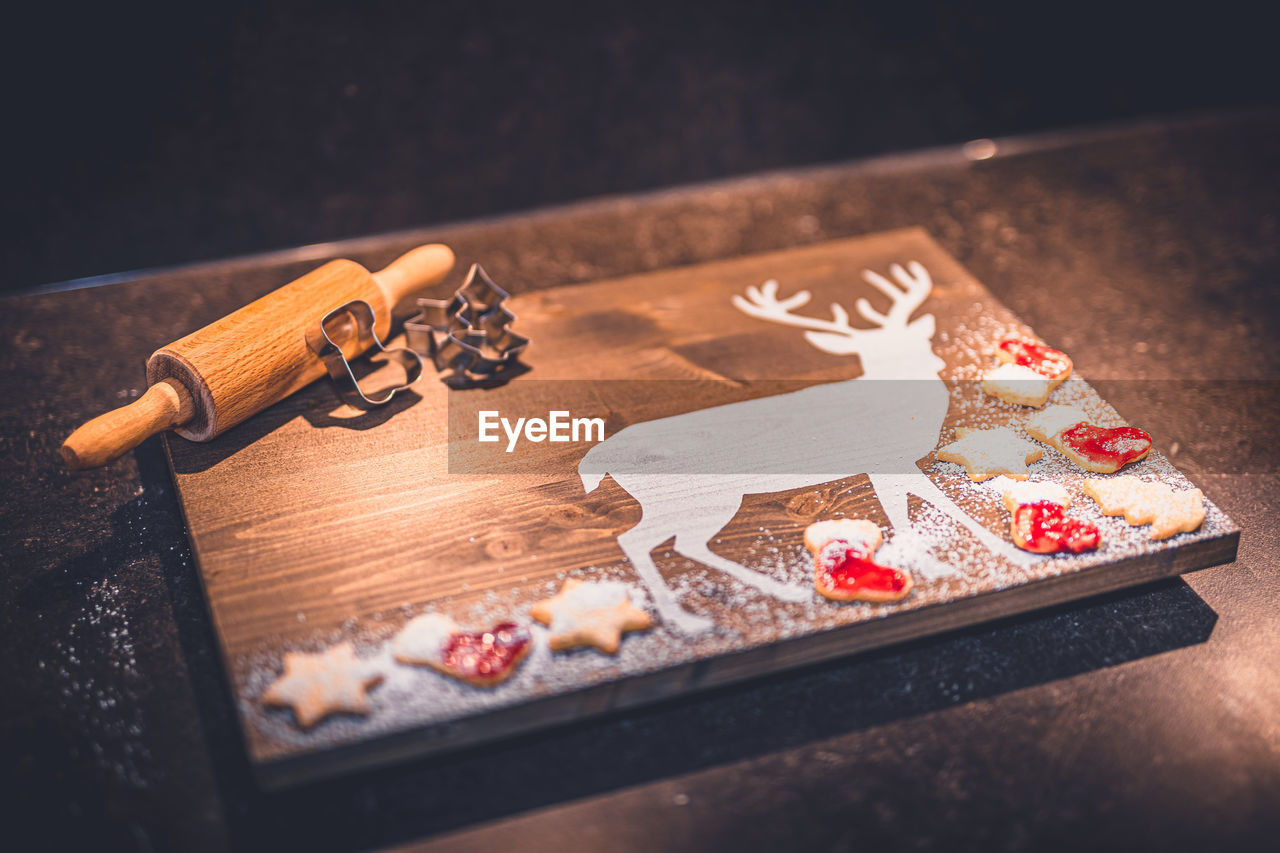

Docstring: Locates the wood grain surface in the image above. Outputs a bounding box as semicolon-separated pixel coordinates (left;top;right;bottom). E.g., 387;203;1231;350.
164;229;1238;787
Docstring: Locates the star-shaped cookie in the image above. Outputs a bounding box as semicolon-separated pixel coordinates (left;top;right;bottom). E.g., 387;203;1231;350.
260;642;384;729
530;578;653;654
936;426;1043;481
1083;476;1205;540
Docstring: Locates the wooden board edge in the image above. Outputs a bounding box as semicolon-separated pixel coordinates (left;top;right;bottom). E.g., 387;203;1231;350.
506;226;935;299
159;434;254;743
251;527;1239;790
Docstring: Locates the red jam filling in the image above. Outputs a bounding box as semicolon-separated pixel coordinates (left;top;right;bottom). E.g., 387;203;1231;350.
441;622;531;681
1013;501;1100;554
1059;423;1151;468
998;339;1071;378
817;540;909;597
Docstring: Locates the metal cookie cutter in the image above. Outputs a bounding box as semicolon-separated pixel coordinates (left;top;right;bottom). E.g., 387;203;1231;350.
307;299;425;408
404;263;529;386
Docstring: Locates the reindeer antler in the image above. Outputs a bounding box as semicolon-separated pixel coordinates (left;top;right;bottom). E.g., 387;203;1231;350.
854;261;931;326
733;261;934;355
731;279;860;337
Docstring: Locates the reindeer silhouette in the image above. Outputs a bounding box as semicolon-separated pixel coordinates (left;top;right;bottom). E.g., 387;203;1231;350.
578;262;1024;633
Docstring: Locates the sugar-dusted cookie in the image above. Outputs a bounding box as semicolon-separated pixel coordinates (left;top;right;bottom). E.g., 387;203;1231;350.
983;362;1053;407
530;578;653;654
803;519;912;602
1083;476;1205;540
999;480;1072;512
261;642;384;729
983;339;1073;407
936;426;1043;481
393;612;533;687
995;339;1073;382
802;518;881;556
1025;405;1152;474
1000;481;1099;554
1025;405;1092;441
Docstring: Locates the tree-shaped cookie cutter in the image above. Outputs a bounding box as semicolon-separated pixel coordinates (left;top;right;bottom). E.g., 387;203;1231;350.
404;263;529;385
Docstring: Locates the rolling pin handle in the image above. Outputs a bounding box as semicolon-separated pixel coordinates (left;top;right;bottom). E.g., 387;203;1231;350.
371;243;456;306
60;378;196;470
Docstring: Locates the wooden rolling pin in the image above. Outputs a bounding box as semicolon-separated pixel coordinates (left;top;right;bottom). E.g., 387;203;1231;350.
61;243;455;469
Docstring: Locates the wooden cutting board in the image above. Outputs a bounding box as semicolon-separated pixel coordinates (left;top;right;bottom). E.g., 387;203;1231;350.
164;228;1238;787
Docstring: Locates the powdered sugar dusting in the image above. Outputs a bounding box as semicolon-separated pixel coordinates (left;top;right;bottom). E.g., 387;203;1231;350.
803;518;881;555
1027;405;1091;439
1002;480;1071;509
391;612;456;663
983;362;1052;405
43;577;150;789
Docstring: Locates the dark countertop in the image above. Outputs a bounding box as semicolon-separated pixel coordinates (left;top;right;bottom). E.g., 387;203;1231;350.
3;110;1279;851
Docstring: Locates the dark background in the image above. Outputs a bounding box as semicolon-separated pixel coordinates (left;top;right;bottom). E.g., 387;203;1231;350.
1;0;1275;291
3;3;1280;852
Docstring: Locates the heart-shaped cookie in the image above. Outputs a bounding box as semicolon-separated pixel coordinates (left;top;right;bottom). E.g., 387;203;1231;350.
1058;423;1152;470
394;613;533;686
1025;405;1152;474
